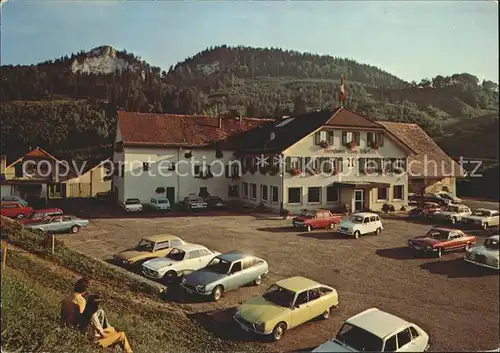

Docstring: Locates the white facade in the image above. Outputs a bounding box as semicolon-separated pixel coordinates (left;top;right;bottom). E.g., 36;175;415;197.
113;114;413;214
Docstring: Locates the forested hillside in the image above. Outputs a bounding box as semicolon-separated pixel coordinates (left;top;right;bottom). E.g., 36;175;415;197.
1;45;498;160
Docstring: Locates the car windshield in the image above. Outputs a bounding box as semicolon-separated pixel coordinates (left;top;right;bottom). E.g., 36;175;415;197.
484;238;499;250
135;239;155;252
301;211;316;218
426;229;449;240
206;257;231;274
41;218;53;224
439;193;453;200
335;323;383;352
444;206;459;212
28;212;44;220
472;210;490;217
208;197;221;201
262;284;296;308
157;199;168;204
166;248;185;261
349;216;364;223
126;199;140;205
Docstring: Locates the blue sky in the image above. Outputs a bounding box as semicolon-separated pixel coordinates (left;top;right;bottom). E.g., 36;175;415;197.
2;1;498;82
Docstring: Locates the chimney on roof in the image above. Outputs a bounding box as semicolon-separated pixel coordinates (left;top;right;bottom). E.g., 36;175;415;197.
218;117;222;129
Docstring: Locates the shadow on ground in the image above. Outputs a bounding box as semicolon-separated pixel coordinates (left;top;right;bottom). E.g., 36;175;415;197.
375;247;419;260
297;232;344;240
420;258;498;278
256;227;298;233
188;307;258;342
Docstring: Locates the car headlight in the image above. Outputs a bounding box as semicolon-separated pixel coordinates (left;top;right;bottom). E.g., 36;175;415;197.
254;322;265;332
196;285;205;292
181;277;187;284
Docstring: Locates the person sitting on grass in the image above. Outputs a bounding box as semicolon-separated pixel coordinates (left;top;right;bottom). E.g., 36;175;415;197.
60;277;90;327
79;295;133;353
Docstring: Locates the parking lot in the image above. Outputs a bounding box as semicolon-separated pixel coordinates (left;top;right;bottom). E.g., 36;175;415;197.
61;209;500;352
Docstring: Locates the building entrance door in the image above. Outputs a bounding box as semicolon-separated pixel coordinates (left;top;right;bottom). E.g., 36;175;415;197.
354;189;364;212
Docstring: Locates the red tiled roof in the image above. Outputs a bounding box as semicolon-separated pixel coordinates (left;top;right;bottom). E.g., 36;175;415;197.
378;121;464;178
117;111;273;148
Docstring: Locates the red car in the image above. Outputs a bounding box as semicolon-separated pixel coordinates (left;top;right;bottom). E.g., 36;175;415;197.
408;227;476;258
21;208;64;225
408;202;442;220
292;209;343;232
0;202;34;220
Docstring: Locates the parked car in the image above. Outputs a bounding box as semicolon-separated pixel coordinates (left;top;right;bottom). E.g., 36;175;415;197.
142;243;219;282
24;215;89;234
179;194;208;211
464;235;499;270
1;196;28;206
408;227;476;258
144;197;171;212
0;202;34;220
94;191;110;201
437;191;462;204
292;209;343;232
338;212;383;239
112;234;185;266
425;193;453;206
461;208;500;230
433;204;472;224
204;196;227;209
21;208;64;225
234;276;339;341
407;202;442;220
180;251;269;301
120;198;143;212
313;308;430;352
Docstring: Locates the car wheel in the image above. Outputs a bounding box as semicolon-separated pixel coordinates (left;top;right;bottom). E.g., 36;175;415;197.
328;223;334;229
482;223;488;230
71;225;80;234
272;322;287;341
306;225;312;232
164;270;177;283
437;247;443;258
16;214;25;220
322;307;330;320
253;275;262;286
375;227;381;235
211;285;223;302
451;217;457;224
354;231;360;239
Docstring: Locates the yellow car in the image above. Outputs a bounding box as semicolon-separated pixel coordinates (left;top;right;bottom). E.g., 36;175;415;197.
112;234;185;266
233;276;339;341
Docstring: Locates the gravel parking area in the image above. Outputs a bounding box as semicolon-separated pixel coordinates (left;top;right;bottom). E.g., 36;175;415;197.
61;213;499;352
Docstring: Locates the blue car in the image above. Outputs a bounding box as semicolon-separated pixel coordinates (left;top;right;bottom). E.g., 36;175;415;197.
181;251;269;301
1;196;28;207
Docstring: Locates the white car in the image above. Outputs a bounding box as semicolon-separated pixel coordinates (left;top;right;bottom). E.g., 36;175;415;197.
144;197;171;212
437;191;462;204
433;204;471;224
142;243;220;282
464;235;499;270
338;212;383;239
313;308;430;352
1;195;28;206
120;198;143;212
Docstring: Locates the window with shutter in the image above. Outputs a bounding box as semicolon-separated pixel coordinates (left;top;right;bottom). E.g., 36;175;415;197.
379;133;385;146
367;132;373;144
358;158;365;173
314;132;321;145
304;157;311;170
342;132;347;145
337;158;344;172
327;131;334;144
354;132;361;144
323;158;332;172
285;157;292;172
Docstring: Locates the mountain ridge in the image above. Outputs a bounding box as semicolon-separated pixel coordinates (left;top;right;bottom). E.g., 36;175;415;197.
0;45;498;162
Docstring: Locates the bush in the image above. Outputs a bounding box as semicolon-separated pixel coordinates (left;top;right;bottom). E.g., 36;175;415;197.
382;203;396;213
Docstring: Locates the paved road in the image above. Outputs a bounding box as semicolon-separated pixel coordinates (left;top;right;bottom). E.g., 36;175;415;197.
62;215;499;352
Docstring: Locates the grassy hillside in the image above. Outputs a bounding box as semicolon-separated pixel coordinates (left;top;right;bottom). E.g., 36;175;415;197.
0;45;498;160
1;218;268;353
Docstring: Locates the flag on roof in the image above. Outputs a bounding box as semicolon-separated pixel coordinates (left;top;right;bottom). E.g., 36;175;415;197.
339;74;346;102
